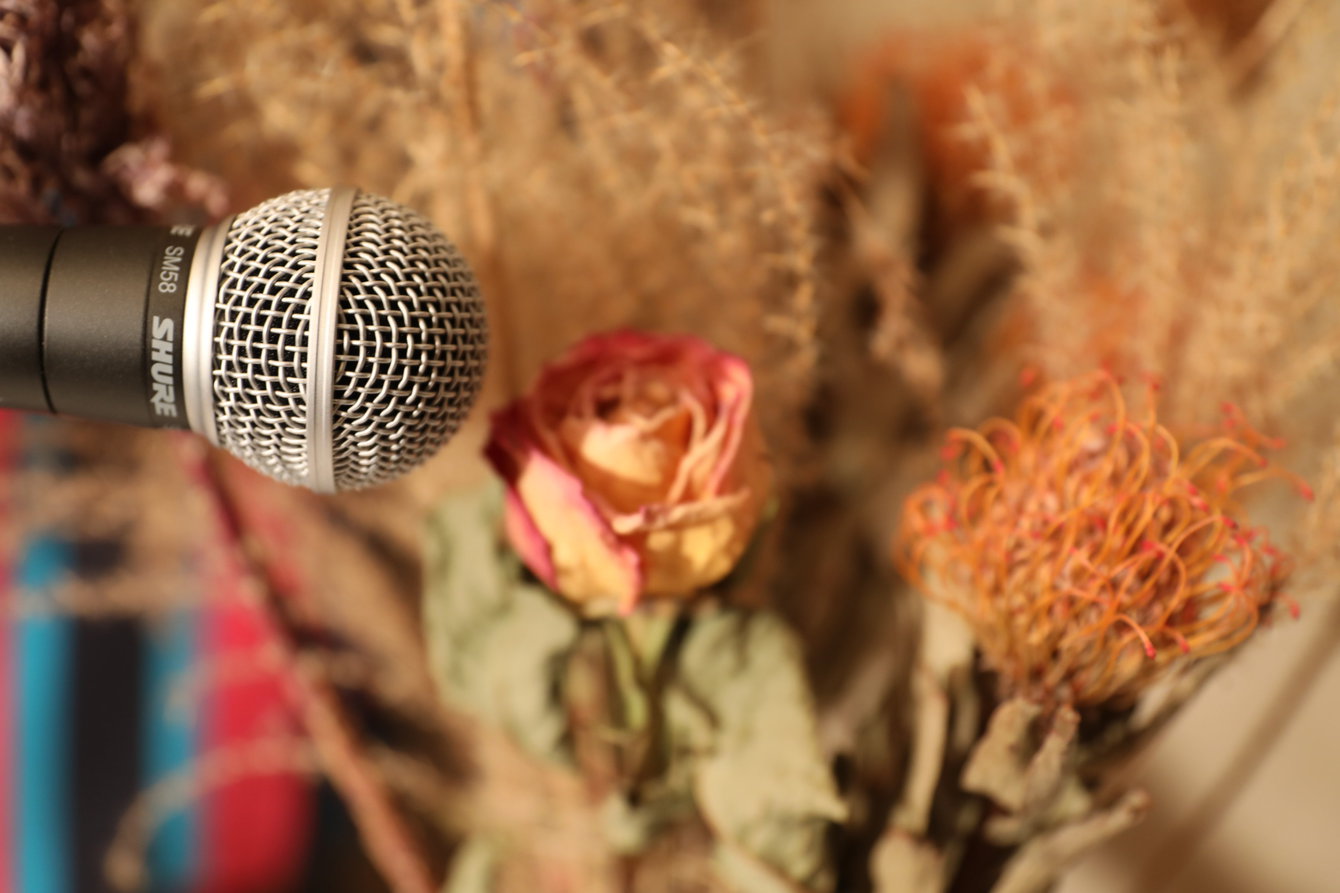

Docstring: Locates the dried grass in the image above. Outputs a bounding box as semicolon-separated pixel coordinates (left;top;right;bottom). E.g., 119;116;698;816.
136;0;829;480
71;0;1340;888
926;0;1340;590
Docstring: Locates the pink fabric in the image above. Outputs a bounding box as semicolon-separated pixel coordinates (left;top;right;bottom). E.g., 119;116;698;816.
193;457;314;893
197;596;311;893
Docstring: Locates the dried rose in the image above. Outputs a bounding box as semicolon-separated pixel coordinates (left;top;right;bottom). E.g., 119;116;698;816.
485;331;771;615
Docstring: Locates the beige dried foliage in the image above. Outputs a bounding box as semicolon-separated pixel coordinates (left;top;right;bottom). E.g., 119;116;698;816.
106;3;1340;884
136;0;829;477
996;0;1340;418
951;0;1340;586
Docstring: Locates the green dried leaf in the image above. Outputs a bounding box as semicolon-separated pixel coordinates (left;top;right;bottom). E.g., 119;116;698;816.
666;609;847;892
423;480;581;762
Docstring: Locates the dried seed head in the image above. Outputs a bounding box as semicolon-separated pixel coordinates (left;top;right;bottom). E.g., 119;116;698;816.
896;371;1308;708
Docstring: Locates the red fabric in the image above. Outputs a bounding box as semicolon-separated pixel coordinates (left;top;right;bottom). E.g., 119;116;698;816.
194;462;314;893
196;596;312;893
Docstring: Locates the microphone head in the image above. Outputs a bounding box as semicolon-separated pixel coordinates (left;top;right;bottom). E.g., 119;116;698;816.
186;187;488;492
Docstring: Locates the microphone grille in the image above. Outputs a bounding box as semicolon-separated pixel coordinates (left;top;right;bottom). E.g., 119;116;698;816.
210;188;487;490
332;191;487;488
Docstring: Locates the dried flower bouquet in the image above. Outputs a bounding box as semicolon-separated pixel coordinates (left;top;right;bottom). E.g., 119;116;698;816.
8;0;1340;890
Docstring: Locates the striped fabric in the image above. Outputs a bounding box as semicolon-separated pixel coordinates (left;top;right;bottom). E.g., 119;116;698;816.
0;412;319;893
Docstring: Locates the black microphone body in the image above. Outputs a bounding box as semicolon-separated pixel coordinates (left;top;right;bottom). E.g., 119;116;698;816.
0;222;200;428
0;187;487;492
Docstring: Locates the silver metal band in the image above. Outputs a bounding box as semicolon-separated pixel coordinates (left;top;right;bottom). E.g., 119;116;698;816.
306;186;357;493
182;214;234;445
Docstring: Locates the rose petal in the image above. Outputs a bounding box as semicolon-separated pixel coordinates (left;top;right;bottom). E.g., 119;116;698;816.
497;485;556;589
639;509;754;596
637;426;769;596
485;406;558;587
608;491;750;536
564;381;695;507
486;404;644;612
563;419;676;512
512;449;644;612
671;353;754;499
703;354;755;494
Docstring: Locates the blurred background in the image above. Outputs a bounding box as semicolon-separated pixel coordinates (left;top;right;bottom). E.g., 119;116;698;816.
3;0;1340;890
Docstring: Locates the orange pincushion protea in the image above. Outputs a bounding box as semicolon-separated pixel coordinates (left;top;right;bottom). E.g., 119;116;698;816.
896;372;1311;708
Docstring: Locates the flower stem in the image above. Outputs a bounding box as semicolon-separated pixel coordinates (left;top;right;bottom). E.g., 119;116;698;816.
602;618;652;734
599;609;692;790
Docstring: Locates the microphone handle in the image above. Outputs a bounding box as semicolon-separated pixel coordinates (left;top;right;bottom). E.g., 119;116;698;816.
0;224;202;429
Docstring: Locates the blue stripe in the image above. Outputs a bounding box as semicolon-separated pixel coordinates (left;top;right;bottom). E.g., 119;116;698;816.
141;608;202;889
16;537;74;893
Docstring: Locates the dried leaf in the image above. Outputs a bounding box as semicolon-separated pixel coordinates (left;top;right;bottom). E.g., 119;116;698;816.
891;663;950;837
960;698;1042;812
600;790;688;855
666;609;847;891
983;705;1087;843
870;828;946;893
423;481;581;762
1019;706;1078;816
441;837;500;893
964;702;1091;844
715;843;815;893
892;601;976;836
991;789;1151;893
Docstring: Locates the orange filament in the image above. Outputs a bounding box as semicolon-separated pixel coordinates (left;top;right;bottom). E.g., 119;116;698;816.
895;371;1304;708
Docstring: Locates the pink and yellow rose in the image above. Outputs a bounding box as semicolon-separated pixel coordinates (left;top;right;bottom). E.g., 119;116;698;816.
484;331;771;615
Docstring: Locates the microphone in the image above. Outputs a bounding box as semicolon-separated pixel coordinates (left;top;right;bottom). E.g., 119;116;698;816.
0;187;488;493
